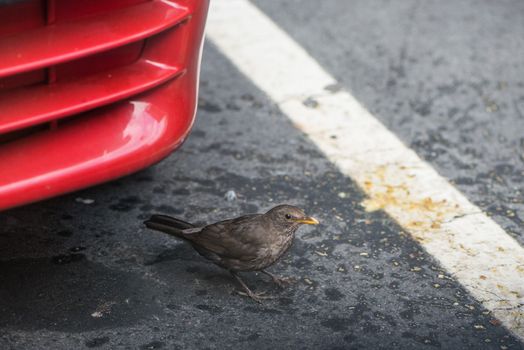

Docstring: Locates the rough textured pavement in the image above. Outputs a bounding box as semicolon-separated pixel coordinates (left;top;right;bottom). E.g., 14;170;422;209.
252;0;524;245
1;1;524;349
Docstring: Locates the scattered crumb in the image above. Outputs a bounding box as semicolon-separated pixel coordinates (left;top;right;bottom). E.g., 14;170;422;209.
489;318;501;326
90;301;116;318
76;197;95;205
224;190;237;201
303;278;314;285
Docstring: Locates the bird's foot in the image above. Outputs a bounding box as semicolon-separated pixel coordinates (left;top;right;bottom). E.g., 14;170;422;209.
237;290;274;303
261;270;296;289
230;271;274;303
271;276;296;289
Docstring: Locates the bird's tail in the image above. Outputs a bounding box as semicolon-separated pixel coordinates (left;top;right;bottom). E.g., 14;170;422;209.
144;214;195;239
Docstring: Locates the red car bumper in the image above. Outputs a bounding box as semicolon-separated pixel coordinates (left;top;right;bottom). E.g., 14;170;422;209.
0;0;209;211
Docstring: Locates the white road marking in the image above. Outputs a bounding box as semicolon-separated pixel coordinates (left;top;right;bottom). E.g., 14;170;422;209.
206;0;524;339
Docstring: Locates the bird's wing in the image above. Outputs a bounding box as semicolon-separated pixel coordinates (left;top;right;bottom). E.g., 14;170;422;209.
186;214;265;261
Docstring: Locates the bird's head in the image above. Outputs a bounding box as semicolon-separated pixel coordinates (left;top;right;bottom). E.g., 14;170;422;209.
265;204;319;228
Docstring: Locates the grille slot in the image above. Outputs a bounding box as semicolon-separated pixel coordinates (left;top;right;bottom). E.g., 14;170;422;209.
0;41;184;134
0;0;189;78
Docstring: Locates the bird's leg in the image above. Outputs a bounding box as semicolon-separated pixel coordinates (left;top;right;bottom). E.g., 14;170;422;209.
230;271;272;303
261;270;296;288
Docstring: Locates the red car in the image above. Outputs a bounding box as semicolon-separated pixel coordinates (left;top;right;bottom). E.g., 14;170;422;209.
0;0;209;211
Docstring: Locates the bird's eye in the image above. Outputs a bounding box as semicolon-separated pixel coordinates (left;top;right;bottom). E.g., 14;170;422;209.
285;214;292;220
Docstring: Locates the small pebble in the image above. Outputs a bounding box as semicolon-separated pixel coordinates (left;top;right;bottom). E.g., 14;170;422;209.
303;97;319;108
324;83;342;93
489;318;501;326
76;197;94;205
224;190;237;201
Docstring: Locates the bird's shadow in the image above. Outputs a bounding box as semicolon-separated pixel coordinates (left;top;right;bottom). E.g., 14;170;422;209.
143;243;200;266
146;244;294;301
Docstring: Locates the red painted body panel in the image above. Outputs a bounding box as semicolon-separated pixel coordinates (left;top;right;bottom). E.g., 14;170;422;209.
0;0;209;211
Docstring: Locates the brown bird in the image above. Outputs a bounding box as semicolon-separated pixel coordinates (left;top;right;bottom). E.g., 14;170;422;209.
144;204;319;302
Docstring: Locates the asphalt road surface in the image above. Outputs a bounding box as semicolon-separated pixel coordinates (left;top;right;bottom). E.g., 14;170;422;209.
1;1;523;349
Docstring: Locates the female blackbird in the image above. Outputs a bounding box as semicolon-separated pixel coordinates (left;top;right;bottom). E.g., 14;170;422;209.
144;204;319;302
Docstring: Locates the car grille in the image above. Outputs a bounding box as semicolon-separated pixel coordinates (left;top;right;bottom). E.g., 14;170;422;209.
0;0;191;140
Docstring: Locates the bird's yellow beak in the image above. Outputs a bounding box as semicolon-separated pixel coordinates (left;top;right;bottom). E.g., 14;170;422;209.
294;216;319;225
